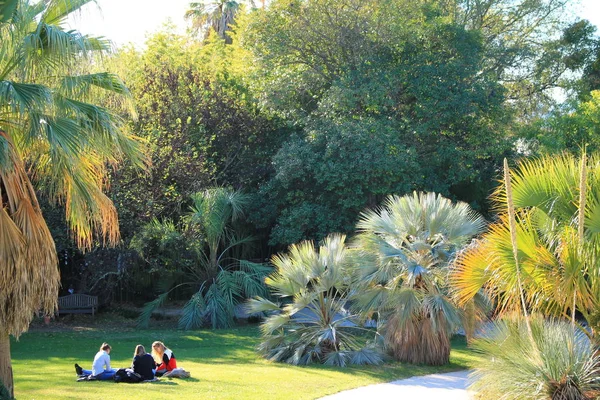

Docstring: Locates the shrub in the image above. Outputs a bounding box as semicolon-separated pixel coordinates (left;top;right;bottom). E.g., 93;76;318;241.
471;317;600;400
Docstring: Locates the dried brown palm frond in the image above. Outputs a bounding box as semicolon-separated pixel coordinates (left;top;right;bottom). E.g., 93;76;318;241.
0;131;59;337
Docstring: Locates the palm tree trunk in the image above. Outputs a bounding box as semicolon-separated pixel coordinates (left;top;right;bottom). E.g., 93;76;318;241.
0;330;13;399
210;245;218;275
387;313;450;365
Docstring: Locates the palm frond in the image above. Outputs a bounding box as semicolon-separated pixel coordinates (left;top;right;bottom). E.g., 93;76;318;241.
42;0;96;25
137;292;170;329
205;281;234;329
247;297;279;313
0;81;52;112
348;348;384;365
323;351;349;367
0;130;59;337
0;0;18;23
232;269;268;298
59;72;130;98
216;270;242;309
178;290;207;330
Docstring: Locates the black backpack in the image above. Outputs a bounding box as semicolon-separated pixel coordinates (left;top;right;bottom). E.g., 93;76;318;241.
113;368;143;383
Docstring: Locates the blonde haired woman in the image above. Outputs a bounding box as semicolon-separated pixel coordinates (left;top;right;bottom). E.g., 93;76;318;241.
151;341;177;376
132;345;156;381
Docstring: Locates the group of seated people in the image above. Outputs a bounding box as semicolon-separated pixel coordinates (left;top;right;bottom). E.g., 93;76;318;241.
75;341;178;381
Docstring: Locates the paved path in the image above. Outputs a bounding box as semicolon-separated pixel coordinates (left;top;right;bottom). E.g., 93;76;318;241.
319;370;473;400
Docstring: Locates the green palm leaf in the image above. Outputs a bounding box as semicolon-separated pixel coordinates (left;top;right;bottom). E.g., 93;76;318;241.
0;81;51;111
0;0;17;22
41;0;95;25
179;290;207;330
137;292;169;329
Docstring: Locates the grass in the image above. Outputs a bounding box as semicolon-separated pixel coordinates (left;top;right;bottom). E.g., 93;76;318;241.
11;315;480;400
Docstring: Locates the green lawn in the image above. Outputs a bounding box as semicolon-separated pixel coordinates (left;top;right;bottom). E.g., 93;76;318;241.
11;320;479;400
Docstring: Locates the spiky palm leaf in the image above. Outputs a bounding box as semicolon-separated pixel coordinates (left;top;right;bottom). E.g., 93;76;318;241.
178;289;207;330
137;291;170;329
187;188;249;272
250;234;383;366
353;192;486;365
470;317;600;400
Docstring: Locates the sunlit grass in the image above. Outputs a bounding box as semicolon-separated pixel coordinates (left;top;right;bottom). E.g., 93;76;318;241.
11;324;479;400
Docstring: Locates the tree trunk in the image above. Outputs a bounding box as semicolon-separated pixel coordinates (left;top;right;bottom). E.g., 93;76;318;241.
386;314;451;366
0;330;13;399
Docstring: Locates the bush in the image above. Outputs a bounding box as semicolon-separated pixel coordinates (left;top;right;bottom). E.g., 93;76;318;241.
471;317;600;400
249;234;383;366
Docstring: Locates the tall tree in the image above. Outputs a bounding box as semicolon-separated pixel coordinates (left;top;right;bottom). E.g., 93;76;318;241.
0;0;143;396
243;0;510;245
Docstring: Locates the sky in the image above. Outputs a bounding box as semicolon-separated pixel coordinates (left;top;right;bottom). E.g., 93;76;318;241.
68;0;600;49
67;0;191;48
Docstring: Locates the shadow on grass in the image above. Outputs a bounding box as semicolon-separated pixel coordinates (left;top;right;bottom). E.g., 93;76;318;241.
13;325;475;385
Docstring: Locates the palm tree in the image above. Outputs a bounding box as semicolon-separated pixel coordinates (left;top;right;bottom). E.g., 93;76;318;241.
185;0;252;43
450;154;600;399
452;154;600;336
353;192;486;365
0;0;143;396
137;188;270;330
249;234;383;366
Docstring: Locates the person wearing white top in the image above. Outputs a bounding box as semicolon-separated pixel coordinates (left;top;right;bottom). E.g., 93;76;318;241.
75;343;118;380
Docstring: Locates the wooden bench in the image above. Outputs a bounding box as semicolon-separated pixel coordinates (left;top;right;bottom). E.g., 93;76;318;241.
57;294;98;316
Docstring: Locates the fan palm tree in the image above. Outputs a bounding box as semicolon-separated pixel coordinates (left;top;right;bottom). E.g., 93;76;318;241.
452;154;600;337
0;0;143;396
248;234;383;366
185;0;253;43
353;192;486;365
137;188;270;330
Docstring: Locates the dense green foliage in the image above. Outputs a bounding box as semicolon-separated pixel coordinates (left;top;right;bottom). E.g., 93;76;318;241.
247;0;511;245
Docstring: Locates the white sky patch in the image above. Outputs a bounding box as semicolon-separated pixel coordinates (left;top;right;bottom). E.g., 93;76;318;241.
67;0;192;49
67;0;600;49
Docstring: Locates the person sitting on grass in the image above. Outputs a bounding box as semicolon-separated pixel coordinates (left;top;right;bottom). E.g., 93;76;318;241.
74;342;118;380
151;341;177;376
132;344;156;381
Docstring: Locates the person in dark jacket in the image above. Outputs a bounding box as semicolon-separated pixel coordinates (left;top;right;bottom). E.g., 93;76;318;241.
132;345;156;381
